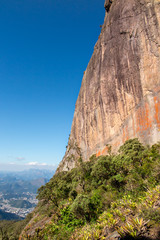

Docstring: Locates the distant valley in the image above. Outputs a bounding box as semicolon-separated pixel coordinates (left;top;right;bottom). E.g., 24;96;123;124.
0;169;54;219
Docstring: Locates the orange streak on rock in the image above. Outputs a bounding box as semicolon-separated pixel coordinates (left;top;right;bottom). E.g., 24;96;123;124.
114;141;120;148
101;146;109;155
96;150;101;157
132;116;136;137
96;145;111;157
122;125;129;143
154;96;160;130
135;103;152;135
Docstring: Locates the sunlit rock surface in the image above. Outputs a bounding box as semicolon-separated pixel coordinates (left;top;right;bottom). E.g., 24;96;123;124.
57;0;160;172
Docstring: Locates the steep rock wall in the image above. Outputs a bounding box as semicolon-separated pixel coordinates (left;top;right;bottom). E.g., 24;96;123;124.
57;0;160;172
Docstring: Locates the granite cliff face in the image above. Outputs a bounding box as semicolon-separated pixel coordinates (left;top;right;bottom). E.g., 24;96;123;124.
57;0;160;172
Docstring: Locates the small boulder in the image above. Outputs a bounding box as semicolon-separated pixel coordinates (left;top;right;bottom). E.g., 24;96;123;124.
105;231;120;240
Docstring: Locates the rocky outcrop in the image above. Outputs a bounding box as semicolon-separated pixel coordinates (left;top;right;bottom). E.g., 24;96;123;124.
57;0;160;173
104;0;114;12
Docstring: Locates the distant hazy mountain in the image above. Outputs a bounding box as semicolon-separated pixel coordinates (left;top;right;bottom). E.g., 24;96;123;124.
0;168;55;220
9;200;36;209
0;169;55;195
0;168;54;181
13;169;55;181
0;209;23;220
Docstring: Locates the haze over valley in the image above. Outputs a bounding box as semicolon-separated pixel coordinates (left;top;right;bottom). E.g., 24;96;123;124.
0;169;54;219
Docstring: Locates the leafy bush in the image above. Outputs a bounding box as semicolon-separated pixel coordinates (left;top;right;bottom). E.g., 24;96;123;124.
59;206;84;230
27;139;160;239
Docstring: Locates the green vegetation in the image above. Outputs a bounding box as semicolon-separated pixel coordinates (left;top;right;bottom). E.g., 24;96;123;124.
16;139;160;239
0;213;33;240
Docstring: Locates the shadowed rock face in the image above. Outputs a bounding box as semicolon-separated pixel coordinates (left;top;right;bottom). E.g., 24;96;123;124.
57;0;160;172
104;0;113;12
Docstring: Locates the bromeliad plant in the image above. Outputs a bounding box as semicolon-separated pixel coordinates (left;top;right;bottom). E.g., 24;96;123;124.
117;217;148;238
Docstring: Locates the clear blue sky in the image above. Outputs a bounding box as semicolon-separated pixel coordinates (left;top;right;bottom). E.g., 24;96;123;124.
0;0;105;171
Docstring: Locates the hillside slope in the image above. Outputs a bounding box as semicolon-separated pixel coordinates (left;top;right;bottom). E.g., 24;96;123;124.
20;139;160;239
